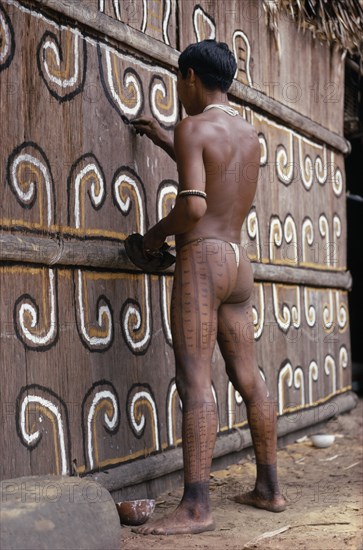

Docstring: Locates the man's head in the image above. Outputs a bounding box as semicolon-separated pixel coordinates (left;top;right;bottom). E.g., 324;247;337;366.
178;40;237;94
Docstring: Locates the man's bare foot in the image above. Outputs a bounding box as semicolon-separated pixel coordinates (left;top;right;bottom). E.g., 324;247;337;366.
233;489;287;512
131;504;216;535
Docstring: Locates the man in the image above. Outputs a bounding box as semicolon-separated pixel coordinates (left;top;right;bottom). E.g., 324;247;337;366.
130;39;286;536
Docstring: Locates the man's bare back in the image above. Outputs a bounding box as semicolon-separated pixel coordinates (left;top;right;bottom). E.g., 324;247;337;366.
175;108;260;249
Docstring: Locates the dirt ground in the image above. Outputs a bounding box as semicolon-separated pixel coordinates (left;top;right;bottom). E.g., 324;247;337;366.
121;396;363;550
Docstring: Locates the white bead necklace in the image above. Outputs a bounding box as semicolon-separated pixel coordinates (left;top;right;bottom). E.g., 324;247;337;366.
203;103;239;116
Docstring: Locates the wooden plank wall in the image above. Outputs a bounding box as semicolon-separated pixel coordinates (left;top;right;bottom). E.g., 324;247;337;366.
0;0;352;488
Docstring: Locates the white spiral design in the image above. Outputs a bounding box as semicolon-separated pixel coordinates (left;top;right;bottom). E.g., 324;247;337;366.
77;270;113;347
284;215;298;266
247;209;261;261
308;361;319;404
333;214;341;240
331;152;343;196
335;290;348;331
87;390;119;470
10;153;53;227
324;355;336;395
74;163;105;229
323;290;334;330
20;394;68;475
276;133;294;185
315;145;328;184
301;218;314;264
291;292;301;328
298;138;314;190
122;275;152;352
150;75;178;125
319;214;330;267
269;217;283;262
278;363;305;413
294;367;305;407
332;214;341;268
339;347;348;369
272;284;291;331
303;288;316;327
258;133;268;166
334;167;343;196
114;173;145;234
42;33;79;88
18;269;57;346
105;49;143;117
278;362;293;414
130;390;160;451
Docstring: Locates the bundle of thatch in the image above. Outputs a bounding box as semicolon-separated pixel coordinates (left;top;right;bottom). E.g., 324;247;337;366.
263;0;363;54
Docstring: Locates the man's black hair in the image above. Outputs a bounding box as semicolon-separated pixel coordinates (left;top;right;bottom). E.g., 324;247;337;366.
178;40;237;93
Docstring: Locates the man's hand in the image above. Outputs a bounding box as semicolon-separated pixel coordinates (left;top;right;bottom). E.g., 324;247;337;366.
130;116;176;161
130;116;164;146
143;225;166;257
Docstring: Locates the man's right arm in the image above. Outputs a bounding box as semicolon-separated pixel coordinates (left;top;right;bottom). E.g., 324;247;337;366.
141;118;207;249
130;116;176;161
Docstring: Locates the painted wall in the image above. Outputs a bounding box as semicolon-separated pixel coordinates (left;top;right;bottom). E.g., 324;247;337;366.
0;0;351;485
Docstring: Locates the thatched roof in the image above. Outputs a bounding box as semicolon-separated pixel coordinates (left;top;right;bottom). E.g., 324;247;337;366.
263;0;363;54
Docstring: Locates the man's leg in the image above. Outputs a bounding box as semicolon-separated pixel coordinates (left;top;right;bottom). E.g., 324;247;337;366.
217;297;286;512
135;241;225;535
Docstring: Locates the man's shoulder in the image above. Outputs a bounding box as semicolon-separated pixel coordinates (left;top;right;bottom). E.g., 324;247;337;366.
175;116;204;143
175;116;196;133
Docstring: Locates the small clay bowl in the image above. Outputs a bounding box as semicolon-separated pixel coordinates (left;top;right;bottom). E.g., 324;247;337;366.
116;499;155;526
310;434;335;448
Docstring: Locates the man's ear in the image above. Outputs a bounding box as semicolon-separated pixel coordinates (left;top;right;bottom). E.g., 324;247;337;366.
187;68;196;86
